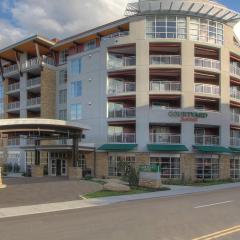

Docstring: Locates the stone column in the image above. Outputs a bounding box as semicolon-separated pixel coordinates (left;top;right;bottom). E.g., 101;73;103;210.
219;155;230;179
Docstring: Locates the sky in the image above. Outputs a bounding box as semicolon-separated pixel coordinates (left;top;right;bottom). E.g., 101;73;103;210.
0;0;239;48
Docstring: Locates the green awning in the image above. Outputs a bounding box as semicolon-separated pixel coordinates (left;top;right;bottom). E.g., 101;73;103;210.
229;147;240;153
193;145;231;153
147;144;188;152
98;144;137;151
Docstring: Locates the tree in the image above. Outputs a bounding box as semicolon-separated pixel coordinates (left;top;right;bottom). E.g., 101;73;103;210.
128;166;139;187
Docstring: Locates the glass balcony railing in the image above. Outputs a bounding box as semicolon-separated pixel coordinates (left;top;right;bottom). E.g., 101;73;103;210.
195;83;220;95
7;101;20;110
108;133;136;143
230;63;240;77
108;107;136;119
102;31;129;40
108;55;136;69
27;77;41;88
230;88;240;100
3;64;18;76
27;97;41;107
108;82;136;95
7;138;20;146
8;82;20;92
231;113;240;124
230;137;240;147
150;55;181;65
150;81;181;92
149;133;181;144
195;135;220;145
195;57;221;71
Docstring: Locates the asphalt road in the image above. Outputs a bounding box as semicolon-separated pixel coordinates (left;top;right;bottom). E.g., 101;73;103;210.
1;188;240;240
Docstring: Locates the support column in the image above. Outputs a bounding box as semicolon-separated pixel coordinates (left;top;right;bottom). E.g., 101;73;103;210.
31;139;43;177
0;167;6;189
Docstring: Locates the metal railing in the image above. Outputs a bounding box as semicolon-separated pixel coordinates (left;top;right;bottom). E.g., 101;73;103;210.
108;55;136;69
108;107;136;118
230;137;240;147
27;97;41;106
231;113;240;124
3;64;18;76
7;101;20;110
8;138;20;146
102;31;129;40
150;81;181;92
27;77;41;88
22;57;55;71
195;57;221;71
195;83;220;95
108;133;136;143
230;63;240;77
195;135;220;145
149;133;181;144
8;82;20;92
150;55;181;65
108;82;136;95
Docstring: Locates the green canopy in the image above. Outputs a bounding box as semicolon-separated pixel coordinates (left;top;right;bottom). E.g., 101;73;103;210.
98;144;137;151
193;145;231;153
147;144;188;152
229;147;240;153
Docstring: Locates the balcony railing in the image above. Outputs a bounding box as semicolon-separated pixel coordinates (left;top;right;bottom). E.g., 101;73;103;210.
150;55;181;65
108;82;136;95
230;63;240;77
27;97;41;107
195;83;220;95
3;64;18;76
231;113;240;124
195;57;221;71
102;31;129;40
7;101;20;110
22;57;55;71
150;133;181;144
8;82;20;92
108;133;136;143
8;138;20;146
108;108;136;118
150;81;181;92
230;137;240;147
108;55;136;69
27;77;41;88
195;135;220;145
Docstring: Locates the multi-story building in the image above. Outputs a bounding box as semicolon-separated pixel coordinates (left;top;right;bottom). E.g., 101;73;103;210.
0;0;240;181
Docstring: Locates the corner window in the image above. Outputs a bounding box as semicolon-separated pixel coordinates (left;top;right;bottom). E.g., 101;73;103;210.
70;103;82;120
59;70;67;85
59;49;68;65
59;89;67;104
84;39;96;51
70;58;81;74
71;81;82;97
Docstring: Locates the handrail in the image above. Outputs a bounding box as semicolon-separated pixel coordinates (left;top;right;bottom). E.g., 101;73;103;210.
150;81;181;92
108;82;136;95
149;133;181;144
150;55;181;65
108;107;136;118
108;133;136;143
195;83;220;95
195;57;221;71
195;135;220;145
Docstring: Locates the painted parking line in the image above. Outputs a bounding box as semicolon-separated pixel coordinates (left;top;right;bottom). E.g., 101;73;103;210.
192;225;240;240
194;200;233;209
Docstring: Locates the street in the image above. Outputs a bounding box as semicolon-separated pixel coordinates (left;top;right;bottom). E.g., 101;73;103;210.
0;187;240;240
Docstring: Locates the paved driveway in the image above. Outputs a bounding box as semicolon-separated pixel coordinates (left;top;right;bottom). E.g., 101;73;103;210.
0;177;102;208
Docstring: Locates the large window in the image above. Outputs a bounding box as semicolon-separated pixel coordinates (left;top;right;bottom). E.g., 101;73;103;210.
70;103;82;120
84;39;97;51
77;153;86;169
150;156;180;178
59;109;67;120
59;70;67;85
59;89;67;104
196;157;219;179
108;154;135;177
146;16;187;39
71;81;82;97
230;157;240;179
190;18;224;45
59;49;68;65
70;58;81;74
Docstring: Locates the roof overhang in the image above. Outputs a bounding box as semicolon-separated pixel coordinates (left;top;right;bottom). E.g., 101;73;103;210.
125;0;240;24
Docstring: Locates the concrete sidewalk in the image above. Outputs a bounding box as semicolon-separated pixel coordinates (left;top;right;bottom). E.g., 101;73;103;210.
0;182;240;219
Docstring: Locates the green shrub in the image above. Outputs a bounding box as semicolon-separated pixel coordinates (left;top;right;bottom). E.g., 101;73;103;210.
128;167;139;187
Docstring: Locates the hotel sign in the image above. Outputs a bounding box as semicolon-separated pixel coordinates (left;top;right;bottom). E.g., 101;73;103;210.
168;111;208;122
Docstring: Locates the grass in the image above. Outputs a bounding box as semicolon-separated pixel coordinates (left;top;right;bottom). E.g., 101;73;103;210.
83;176;107;185
84;186;170;199
162;178;240;187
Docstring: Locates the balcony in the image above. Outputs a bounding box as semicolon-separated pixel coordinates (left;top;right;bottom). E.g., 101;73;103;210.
3;64;18;77
230;64;240;78
108;82;136;95
108;55;136;69
27;77;41;88
231;113;240;124
150;81;181;92
102;31;129;40
27;97;41;107
108;108;136;119
195;83;220;96
108;133;136;143
150;133;181;144
8;82;20;92
22;57;55;72
195;135;220;145
150;55;181;65
195;57;220;71
230;137;240;147
8;138;20;146
7;101;20;111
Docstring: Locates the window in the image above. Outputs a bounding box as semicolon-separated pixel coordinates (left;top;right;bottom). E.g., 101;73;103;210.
59;49;68;65
70;58;81;74
59;70;67;85
71;81;82;97
230;157;240;179
146;16;187;39
196;157;219;179
190;18;224;45
84;39;96;51
70;103;82;120
77;154;86;169
59;109;67;120
150;156;180;178
108;154;135;177
59;89;67;104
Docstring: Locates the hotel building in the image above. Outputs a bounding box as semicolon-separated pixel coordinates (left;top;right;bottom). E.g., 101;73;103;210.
0;0;240;180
